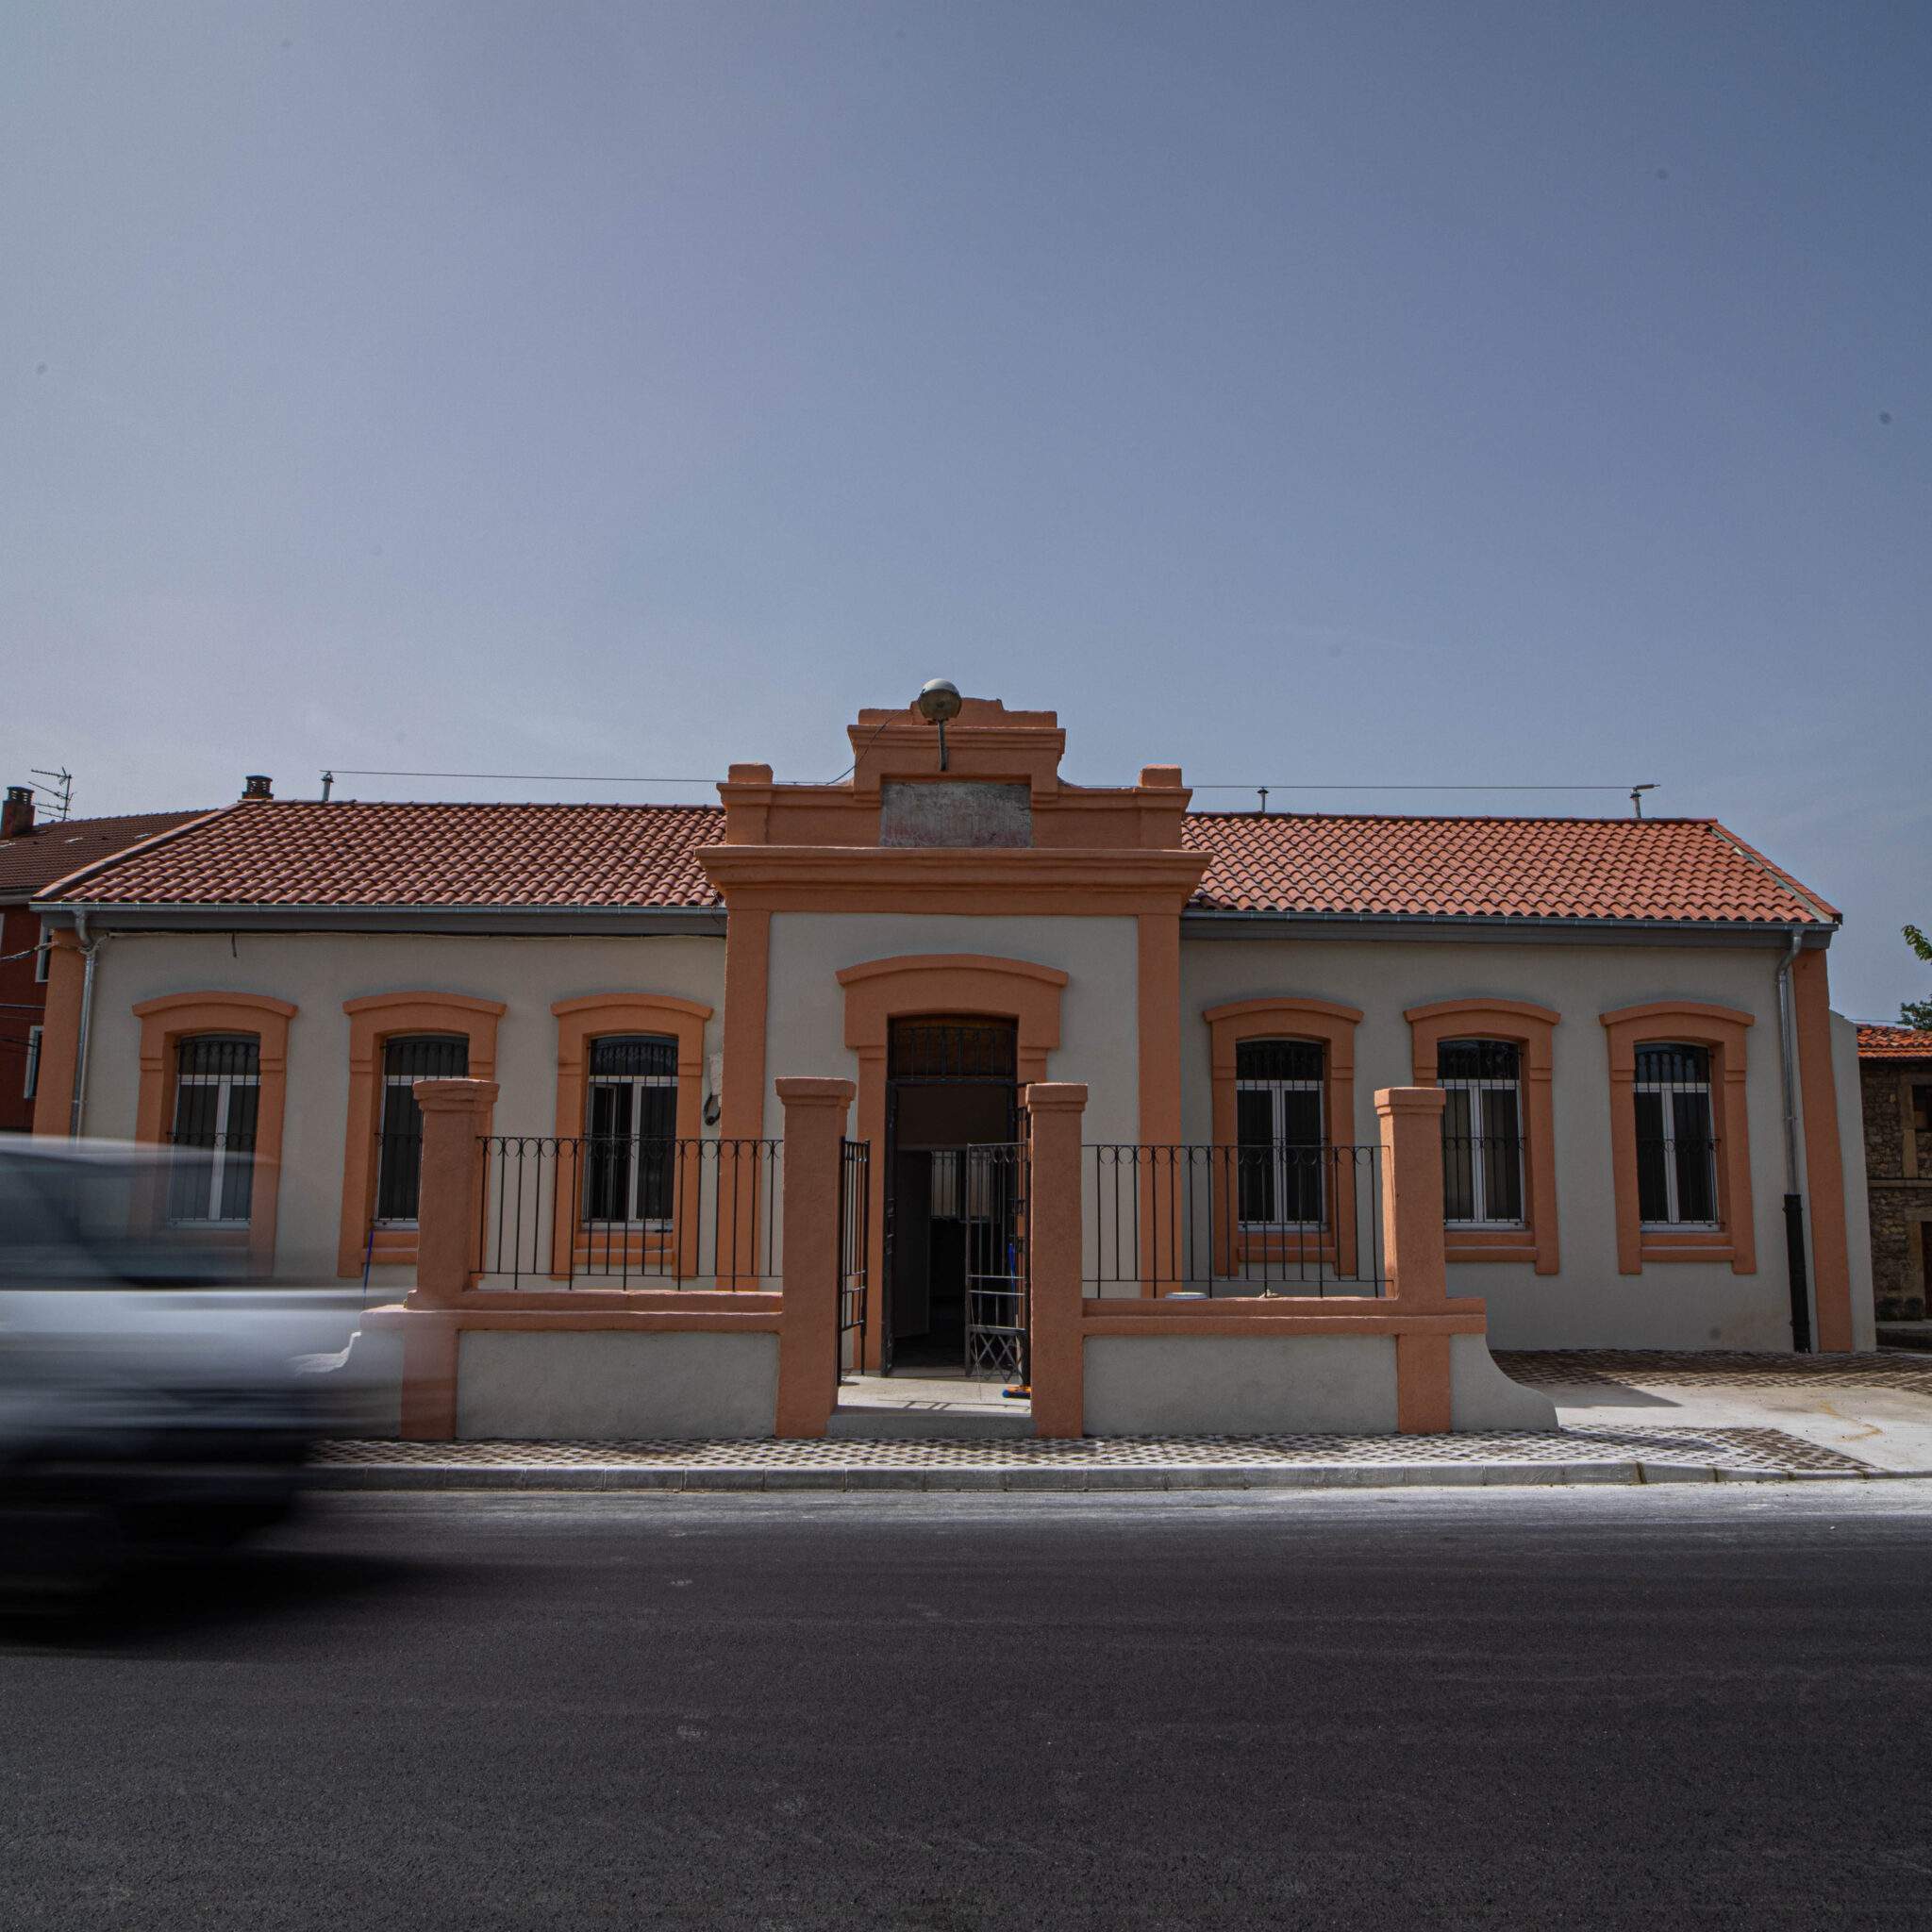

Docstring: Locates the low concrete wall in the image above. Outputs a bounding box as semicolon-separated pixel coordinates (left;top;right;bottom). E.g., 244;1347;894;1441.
455;1330;779;1440
1085;1335;1399;1435
1081;1331;1556;1436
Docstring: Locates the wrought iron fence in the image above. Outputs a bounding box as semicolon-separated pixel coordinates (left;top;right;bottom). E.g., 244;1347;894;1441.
838;1139;870;1379
965;1141;1029;1380
476;1135;781;1289
1085;1142;1386;1295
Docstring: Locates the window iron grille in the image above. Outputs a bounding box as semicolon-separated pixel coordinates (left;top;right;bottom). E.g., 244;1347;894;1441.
1439;1038;1525;1227
1634;1042;1719;1227
584;1033;679;1224
167;1034;260;1224
1234;1038;1325;1226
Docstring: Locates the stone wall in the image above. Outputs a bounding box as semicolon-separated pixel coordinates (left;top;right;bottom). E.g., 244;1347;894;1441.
1862;1058;1932;1320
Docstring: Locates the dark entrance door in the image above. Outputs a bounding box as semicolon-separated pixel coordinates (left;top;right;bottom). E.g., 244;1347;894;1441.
884;1018;1019;1374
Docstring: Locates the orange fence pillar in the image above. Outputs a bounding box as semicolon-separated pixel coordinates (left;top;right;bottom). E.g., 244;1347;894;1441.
774;1076;855;1440
1025;1081;1089;1440
1376;1084;1454;1433
398;1076;496;1440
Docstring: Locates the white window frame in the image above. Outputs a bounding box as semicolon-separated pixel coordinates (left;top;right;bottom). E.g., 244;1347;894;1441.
1635;1048;1720;1230
585;1048;679;1229
24;1024;42;1102
1234;1060;1325;1231
1440;1042;1526;1230
33;928;50;984
171;1047;259;1226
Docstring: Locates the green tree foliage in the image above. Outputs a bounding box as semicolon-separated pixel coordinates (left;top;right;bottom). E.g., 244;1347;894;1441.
1904;924;1932;1029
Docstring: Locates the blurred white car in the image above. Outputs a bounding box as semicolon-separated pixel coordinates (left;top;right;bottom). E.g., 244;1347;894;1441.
0;1138;364;1590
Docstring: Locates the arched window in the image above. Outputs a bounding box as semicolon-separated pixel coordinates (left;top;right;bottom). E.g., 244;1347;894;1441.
1234;1038;1325;1226
584;1034;679;1224
1439;1039;1525;1228
168;1034;260;1224
374;1035;469;1224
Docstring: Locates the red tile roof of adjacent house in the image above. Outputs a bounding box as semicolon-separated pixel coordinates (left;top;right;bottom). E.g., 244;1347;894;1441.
0;809;213;898
42;800;726;908
40;798;1837;926
1857;1024;1932;1060
1183;811;1835;924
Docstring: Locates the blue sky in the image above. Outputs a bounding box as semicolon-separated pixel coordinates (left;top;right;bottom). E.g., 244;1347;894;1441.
3;2;1925;1017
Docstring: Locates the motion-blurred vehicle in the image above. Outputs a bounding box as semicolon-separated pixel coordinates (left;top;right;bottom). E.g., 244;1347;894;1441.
0;1138;362;1594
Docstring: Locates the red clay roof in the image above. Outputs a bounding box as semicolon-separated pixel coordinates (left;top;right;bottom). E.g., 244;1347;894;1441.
1184;812;1835;924
42;799;1835;926
1857;1024;1932;1060
0;810;211;898
44;801;726;908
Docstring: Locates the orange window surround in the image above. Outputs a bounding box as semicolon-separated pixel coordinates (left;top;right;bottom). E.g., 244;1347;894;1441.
132;991;297;1277
336;992;507;1277
1600;1001;1757;1275
1204;997;1363;1276
548;994;712;1280
1407;998;1560;1274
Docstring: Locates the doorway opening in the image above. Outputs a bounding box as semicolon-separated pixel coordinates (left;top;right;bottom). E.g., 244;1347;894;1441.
885;1016;1020;1374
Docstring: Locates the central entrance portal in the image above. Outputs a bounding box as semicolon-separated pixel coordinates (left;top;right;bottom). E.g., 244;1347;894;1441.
885;1016;1021;1375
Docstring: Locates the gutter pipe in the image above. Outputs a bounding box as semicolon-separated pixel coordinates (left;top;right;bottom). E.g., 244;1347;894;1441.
67;910;102;1139
1775;927;1811;1352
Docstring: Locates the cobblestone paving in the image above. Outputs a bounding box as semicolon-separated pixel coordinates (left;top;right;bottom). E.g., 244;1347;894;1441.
314;1423;1869;1476
1497;1349;1932;1393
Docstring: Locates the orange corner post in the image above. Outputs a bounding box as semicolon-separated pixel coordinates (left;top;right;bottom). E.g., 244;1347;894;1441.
1376;1085;1455;1434
774;1077;855;1440
398;1076;497;1440
1025;1081;1089;1440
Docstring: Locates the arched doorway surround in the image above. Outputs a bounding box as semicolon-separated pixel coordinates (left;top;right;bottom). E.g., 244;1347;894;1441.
838;954;1068;1369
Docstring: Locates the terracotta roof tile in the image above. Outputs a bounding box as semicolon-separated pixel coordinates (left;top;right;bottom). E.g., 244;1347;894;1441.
1183;813;1834;925
0;810;212;898
1857;1024;1932;1060
47;801;724;909
44;799;1835;927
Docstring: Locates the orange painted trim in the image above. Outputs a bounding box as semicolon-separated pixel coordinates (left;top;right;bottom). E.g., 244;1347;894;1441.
29;930;85;1136
700;844;1208;915
547;993;712;1281
1080;1300;1486;1332
1792;949;1854;1350
1136;912;1183;1294
367;1303;782;1333
131;991;298;1276
336;991;507;1277
842;955;1068;1369
1205;996;1362;1278
1395;1333;1454;1432
1600;1000;1756;1276
1406;996;1561;1275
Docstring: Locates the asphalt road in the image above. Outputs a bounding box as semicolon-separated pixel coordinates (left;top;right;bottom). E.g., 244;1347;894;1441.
4;1484;1930;1931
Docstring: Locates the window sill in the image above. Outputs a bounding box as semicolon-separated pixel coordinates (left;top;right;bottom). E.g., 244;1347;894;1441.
1638;1231;1738;1267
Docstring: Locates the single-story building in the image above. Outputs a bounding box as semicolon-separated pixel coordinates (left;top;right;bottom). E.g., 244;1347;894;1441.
1856;1024;1932;1324
26;691;1873;1411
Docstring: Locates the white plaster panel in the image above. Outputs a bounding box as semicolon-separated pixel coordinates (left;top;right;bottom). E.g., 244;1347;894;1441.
761;913;1141;1142
455;1329;777;1439
1177;936;1824;1350
77;931;724;1283
1083;1333;1398;1434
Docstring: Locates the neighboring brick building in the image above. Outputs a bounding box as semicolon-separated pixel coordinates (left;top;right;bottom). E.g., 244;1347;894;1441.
0;786;208;1132
1857;1024;1932;1321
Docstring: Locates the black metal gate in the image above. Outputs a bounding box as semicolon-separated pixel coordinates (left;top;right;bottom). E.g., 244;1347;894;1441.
963;1132;1029;1382
837;1137;870;1382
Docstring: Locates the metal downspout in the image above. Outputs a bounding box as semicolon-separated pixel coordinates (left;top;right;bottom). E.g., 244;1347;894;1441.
1776;928;1811;1352
67;911;99;1140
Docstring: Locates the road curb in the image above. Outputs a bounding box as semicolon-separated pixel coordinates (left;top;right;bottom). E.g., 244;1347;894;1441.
306;1459;1922;1495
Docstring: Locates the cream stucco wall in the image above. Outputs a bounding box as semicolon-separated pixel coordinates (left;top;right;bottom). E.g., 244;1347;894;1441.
77;930;725;1282
1178;934;1849;1351
759;912;1141;1141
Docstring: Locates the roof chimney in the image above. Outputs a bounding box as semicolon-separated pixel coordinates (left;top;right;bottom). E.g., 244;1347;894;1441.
242;774;274;800
3;785;34;840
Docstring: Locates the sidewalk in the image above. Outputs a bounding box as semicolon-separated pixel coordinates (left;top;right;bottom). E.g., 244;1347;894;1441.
310;1351;1932;1492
